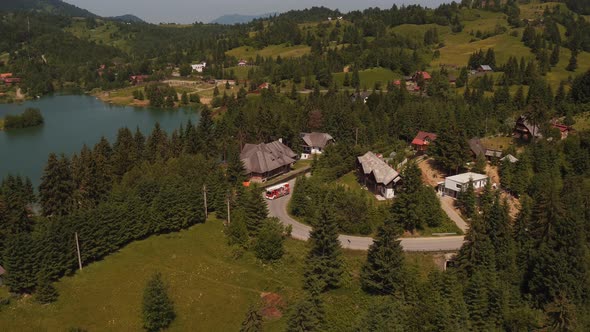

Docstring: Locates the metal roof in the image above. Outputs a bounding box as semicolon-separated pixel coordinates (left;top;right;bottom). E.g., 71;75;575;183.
358;152;400;185
241;141;297;174
445;172;488;184
301;132;333;149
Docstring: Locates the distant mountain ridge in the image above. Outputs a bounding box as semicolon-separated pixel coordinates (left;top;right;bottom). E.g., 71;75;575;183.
0;0;96;17
210;12;277;25
109;14;145;23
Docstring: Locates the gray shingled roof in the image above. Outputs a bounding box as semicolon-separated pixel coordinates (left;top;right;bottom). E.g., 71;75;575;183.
240;140;297;174
358;152;400;185
301;132;333;149
501;154;519;163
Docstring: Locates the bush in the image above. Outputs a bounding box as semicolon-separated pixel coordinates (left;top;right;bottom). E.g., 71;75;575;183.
34;277;59;304
142;273;175;332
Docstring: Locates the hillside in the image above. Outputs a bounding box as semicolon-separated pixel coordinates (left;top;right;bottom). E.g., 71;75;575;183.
211;12;276;25
109;14;145;23
0;0;96;17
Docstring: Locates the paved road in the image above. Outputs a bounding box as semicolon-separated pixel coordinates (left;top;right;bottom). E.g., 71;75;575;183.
266;180;465;252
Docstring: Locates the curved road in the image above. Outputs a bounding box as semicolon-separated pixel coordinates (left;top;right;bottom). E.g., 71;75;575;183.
267;180;465;252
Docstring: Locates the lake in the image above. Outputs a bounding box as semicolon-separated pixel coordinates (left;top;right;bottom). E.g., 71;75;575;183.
0;95;200;187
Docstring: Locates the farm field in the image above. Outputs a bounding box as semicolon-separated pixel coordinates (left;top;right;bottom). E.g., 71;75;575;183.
333;67;400;90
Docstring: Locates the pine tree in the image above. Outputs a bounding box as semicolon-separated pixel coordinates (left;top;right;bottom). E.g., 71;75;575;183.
142;273;175;332
35;275;59;304
238;185;268;236
304;198;343;292
360;220;405;295
254;218;285;262
3;232;38;293
112;127;136;178
39;153;75;217
286;294;324;332
181;91;188;105
550;45;560;67
566;52;577;72
457;179;477;219
240;306;262;332
351;67;360;89
431;124;470;174
146;123;168;162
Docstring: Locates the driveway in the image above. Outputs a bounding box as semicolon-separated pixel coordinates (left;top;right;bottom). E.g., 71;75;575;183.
266;179;465;252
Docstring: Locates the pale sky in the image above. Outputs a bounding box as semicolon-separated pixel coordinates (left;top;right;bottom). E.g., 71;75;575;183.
64;0;449;24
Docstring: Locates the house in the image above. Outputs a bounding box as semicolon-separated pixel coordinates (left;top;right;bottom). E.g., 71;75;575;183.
411;131;437;152
0;264;5;285
439;172;489;198
468;138;502;160
240;140;298;182
357;152;401;199
238;60;248;67
130;75;149;85
551;123;570;140
258;82;270;90
3;77;21;86
350;91;371;103
501;154;519;163
0;73;12;79
300;132;334;159
514;115;542;140
191;62;207;73
478;65;493;72
412;71;431;82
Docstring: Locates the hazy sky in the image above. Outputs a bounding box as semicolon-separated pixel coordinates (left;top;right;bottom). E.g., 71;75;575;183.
65;0;448;24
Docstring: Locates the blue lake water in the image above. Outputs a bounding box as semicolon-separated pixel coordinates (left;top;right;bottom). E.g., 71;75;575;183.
0;95;200;187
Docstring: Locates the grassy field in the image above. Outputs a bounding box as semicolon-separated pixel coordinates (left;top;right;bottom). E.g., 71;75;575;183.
65;19;131;53
573;112;590;132
224;66;252;80
333;67;400;90
226;44;311;60
0;216;438;331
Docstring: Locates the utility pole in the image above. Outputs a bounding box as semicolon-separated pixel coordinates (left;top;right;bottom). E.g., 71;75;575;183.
203;185;208;219
75;232;82;271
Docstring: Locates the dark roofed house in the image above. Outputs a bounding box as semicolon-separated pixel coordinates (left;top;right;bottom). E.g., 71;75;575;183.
514;115;542;140
130;75;149;85
469;138;502;160
357;152;401;199
350;91;371;103
411;131;437;152
241;140;297;182
300;132;334;159
412;71;431;81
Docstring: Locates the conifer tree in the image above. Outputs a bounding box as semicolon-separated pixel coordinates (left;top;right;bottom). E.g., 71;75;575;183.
566;52;577;72
238;185;268;236
112;127;136;178
254;218;285;262
457;179;476;219
3;232;38;293
35;275;59;304
360;220;405;295
286;294;324;332
239;306;262;332
39;153;75;217
142;273;175;332
134;127;146;161
304;197;343;292
146;123;169;162
431;124;470;174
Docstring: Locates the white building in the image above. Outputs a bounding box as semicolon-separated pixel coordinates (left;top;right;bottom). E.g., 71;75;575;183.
191;62;207;73
439;172;488;198
300;132;334;160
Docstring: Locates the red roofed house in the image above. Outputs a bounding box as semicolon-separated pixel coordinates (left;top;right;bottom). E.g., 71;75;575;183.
412;71;431;82
258;82;270;90
552;123;570;140
0;73;12;79
411;131;437;152
3;77;21;86
130;75;149;85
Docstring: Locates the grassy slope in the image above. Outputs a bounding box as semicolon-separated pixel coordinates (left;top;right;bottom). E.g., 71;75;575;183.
226;44;311;60
65;19;131;53
0;217;437;331
333;67;400;89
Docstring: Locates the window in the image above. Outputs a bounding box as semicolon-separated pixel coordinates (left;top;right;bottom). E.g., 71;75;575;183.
456;184;462;189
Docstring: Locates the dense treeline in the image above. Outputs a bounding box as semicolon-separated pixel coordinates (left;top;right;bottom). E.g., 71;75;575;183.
3;108;43;129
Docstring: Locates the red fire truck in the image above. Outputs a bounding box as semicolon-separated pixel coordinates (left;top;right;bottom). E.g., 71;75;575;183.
265;182;290;200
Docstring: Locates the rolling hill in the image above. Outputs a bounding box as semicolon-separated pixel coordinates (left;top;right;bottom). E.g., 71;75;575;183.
210;12;276;25
0;0;96;17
